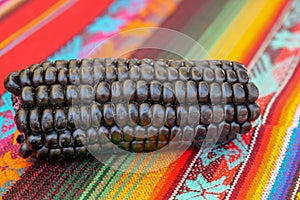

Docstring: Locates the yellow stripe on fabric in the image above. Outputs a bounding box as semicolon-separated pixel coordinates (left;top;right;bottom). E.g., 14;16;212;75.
0;0;68;51
128;159;178;199
209;0;283;61
246;82;300;199
105;151;179;199
88;154;139;200
105;154;151;199
125;152;180;199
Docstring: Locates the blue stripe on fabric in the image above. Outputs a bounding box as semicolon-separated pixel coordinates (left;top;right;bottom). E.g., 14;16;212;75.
267;126;300;199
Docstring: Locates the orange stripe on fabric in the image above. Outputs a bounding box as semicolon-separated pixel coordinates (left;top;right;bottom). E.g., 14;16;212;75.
153;149;194;199
0;0;68;51
235;62;300;199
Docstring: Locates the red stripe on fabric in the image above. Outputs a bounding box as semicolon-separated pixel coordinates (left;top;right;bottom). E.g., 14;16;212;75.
230;61;300;199
0;0;58;42
160;149;199;199
242;0;290;65
0;0;113;94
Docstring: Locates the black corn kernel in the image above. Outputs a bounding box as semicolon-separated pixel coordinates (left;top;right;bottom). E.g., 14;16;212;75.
248;103;260;121
139;103;151;126
32;67;44;87
103;103;115;127
226;69;237;83
222;82;233;103
232;83;246;104
4;71;21;95
49;148;61;162
79;85;94;104
110;126;122;144
200;105;212;125
91;102;102;127
198;82;209;103
111;81;122;103
15;108;28;132
151;104;165;128
21;86;34;107
54;109;67;131
41;109;53;132
50;84;64;106
37;147;49;161
131;141;144;153
175;80;186;104
165;107;176;128
203;68;214;82
162;82;174;104
80;105;91;130
19;69;31;87
186;81;198;104
45;131;58;148
59;130;73;147
86;128;98;144
72;129;86;146
36;85;49;106
236;105;248;124
246;82;259;103
18;143;32;159
123;80;135;101
45;67;57;85
66;85;78;104
27;134;43;150
150;81;162;102
95;82;110;103
128;103;139;126
210;83;222;104
136;80;148;102
80;59;93;85
29;108;41;132
67;106;80;130
62;147;75;160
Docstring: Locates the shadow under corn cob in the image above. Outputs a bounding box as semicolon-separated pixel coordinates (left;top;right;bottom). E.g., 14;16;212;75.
4;58;260;162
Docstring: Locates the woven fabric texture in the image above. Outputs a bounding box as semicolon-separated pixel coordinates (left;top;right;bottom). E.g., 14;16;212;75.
0;0;300;199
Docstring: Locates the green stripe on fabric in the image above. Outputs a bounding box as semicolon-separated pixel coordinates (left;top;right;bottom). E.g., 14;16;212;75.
187;0;247;59
78;155;117;199
125;152;160;199
80;154;134;199
64;161;102;200
56;160;103;199
47;158;97;199
110;153;157;200
96;154;147;199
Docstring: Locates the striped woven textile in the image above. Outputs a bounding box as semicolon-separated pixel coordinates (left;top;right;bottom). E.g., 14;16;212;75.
1;0;300;199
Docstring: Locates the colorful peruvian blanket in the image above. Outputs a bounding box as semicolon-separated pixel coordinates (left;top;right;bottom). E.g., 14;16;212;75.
0;0;300;199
